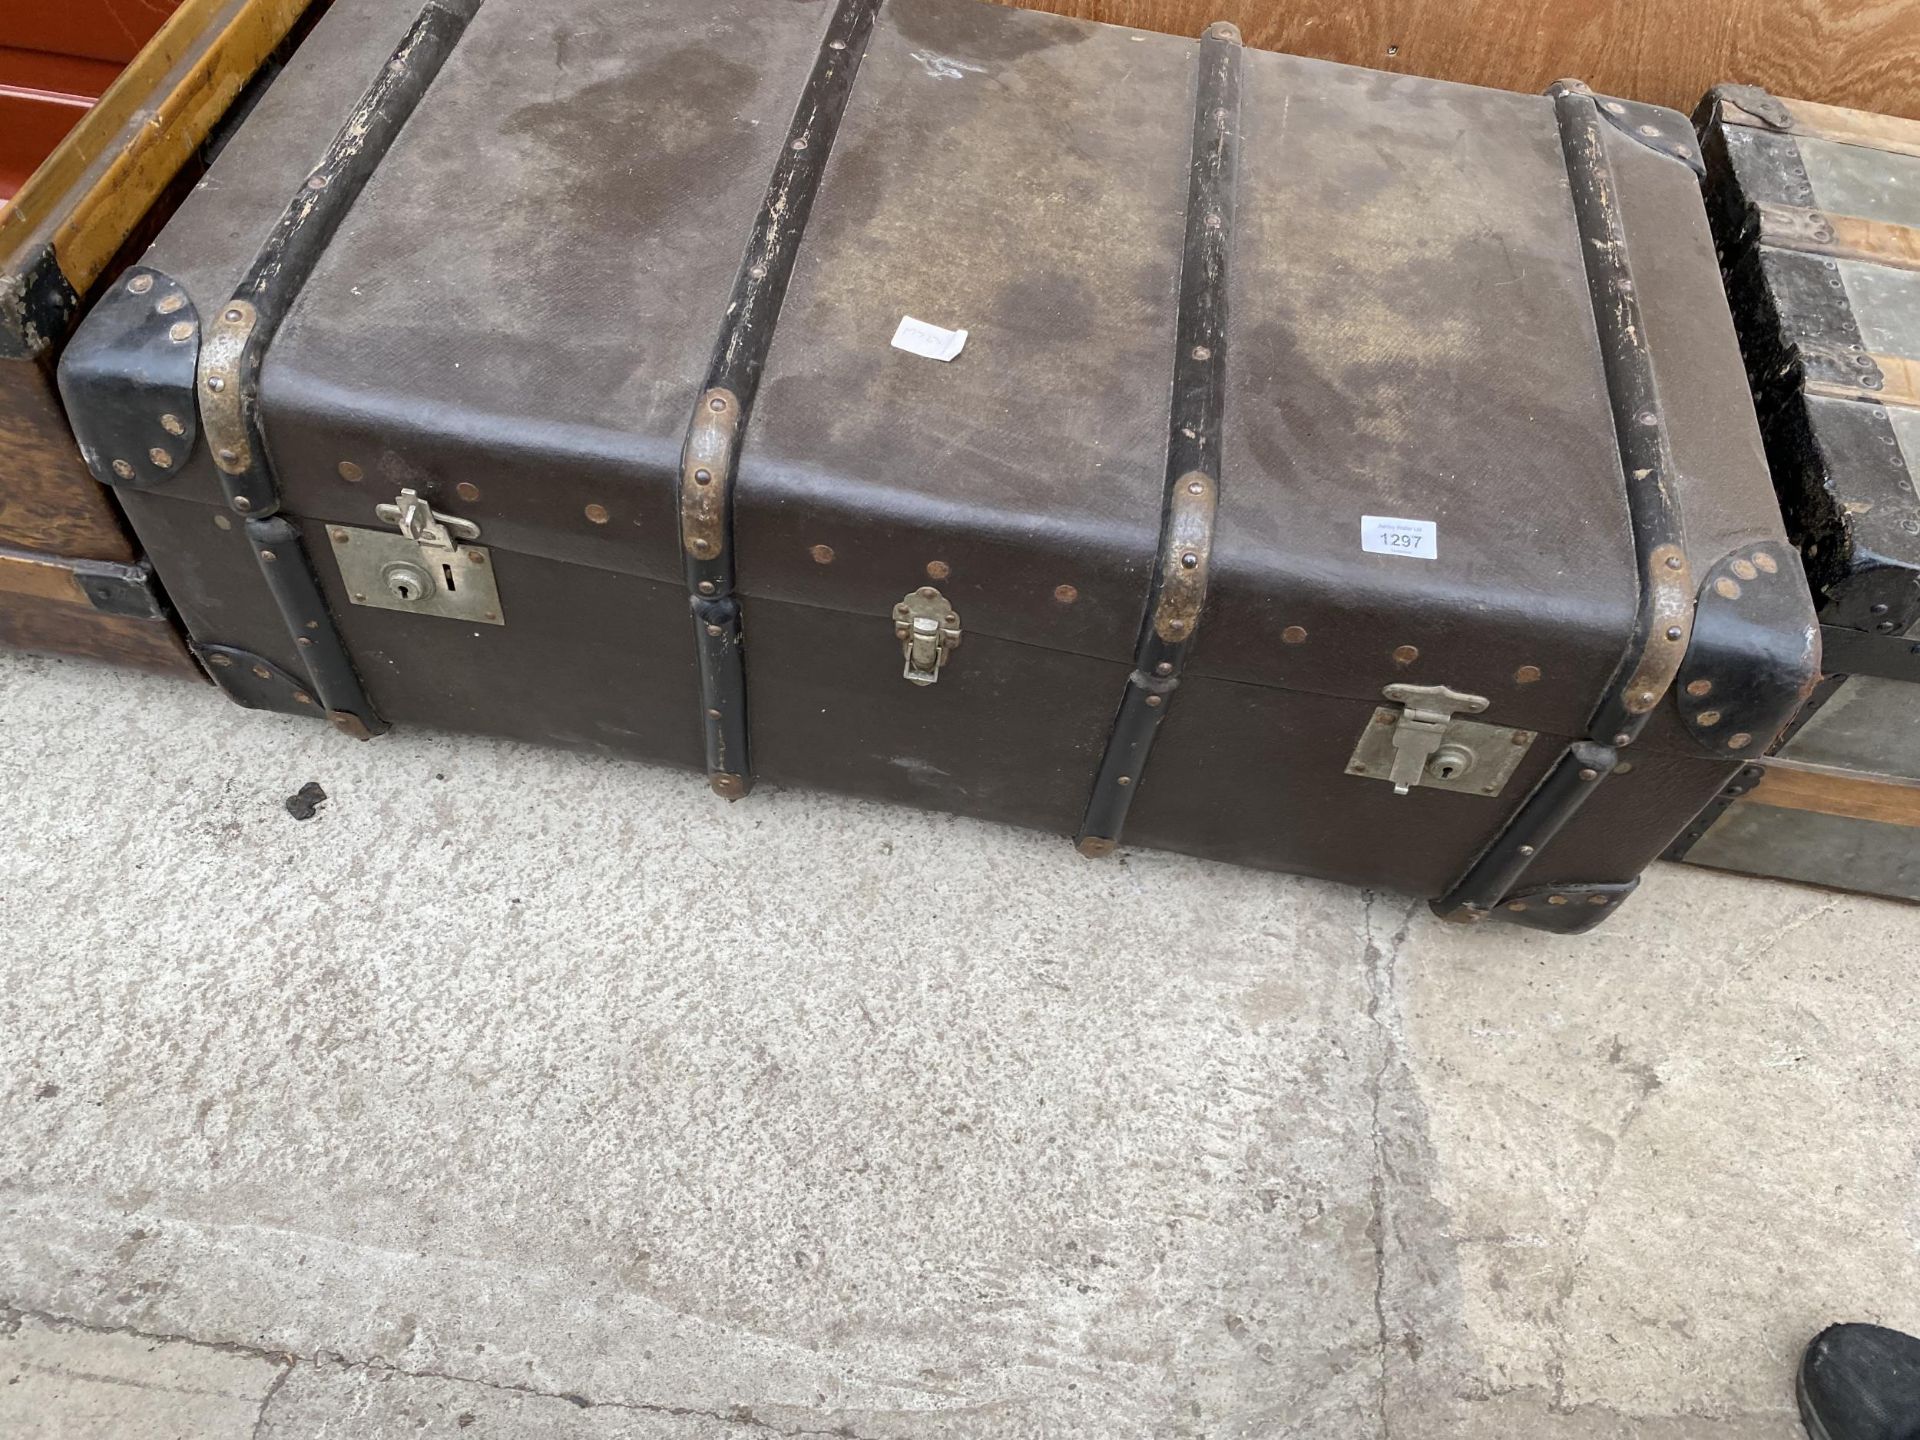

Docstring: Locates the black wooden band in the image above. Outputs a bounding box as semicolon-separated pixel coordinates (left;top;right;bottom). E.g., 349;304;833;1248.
1435;83;1697;922
677;0;885;799
198;0;484;738
1075;21;1241;857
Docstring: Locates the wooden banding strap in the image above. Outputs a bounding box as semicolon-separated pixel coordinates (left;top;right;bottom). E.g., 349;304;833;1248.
1721;93;1920;163
1735;760;1920;829
0;0;312;301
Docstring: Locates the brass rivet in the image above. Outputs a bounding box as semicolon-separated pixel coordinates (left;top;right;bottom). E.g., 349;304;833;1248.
337;461;363;482
1727;732;1753;750
697;580;716;595
1548;894;1570;906
1054;584;1078;604
110;459;134;479
926;560;951;580
259;549;277;562
1393;644;1419;666
352;592;366;602
293;691;312;705
1587;895;1609;906
1283;625;1308;644
168;321;193;342
307;175;327;190
208;654;232;667
1507;901;1528;912
1714;577;1741;600
1665;626;1683;641
456;481;480;502
1187;480;1204;495
707;624;724;637
585;504;610;525
1665;555;1683;570
297;637;312;647
1146;695;1163;707
1686;679;1712;697
707;708;721;719
1514;664;1541;684
1511;731;1529;745
127;274;153;295
1155;662;1173;676
160;413;185;435
1616;761;1634;775
919;586;938;599
709;396;727;411
156;293;185;315
205;376;225;393
1167;619;1186;634
217;448;237;464
483;610;498;621
1180;551;1199;569
251;665;271;680
1697;709;1722;726
1752;551;1778;574
224;308;243;323
469;551;485;565
330;528;349;543
1117;775;1132;786
148;447;172;468
212;514;231;530
810;545;835;565
1579;767;1599;781
1375;713;1395;726
1637;690;1655;706
1613;732;1630;746
1730;559;1758;581
694;468;713;485
1191;345;1211;361
232;496;251;512
1518;844;1535;856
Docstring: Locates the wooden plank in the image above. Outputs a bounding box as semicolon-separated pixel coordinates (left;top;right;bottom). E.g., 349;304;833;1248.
1738;758;1920;828
1754;203;1920;274
1774;96;1920;159
0;0;311;299
1805;351;1920;410
0;359;136;558
991;0;1920;120
0;546;194;675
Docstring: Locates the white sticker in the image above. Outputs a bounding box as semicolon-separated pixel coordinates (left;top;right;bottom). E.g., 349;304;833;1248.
1360;514;1438;560
891;315;968;363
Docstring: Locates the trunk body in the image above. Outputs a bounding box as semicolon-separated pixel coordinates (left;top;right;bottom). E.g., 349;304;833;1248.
1684;87;1920;902
61;0;1815;931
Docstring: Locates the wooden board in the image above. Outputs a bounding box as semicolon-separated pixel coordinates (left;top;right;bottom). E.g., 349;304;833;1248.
994;0;1920;120
0;545;193;673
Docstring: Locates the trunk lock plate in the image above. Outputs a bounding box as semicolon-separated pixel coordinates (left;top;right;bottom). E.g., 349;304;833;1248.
1346;683;1536;797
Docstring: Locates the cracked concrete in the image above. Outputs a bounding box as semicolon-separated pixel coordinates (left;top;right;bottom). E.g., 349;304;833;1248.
2;648;1917;1438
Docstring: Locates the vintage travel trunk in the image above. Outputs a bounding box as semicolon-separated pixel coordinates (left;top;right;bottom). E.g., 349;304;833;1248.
0;0;315;674
60;0;1819;932
1684;87;1920;901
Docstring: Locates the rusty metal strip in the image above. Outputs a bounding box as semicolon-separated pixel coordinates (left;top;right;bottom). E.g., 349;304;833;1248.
1436;81;1700;925
1742;95;1920;162
1075;21;1241;859
676;0;884;800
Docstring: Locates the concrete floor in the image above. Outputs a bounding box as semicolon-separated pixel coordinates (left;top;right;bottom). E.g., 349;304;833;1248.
1;647;1916;1439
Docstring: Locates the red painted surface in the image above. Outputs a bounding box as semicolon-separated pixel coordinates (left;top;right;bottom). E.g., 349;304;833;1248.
0;0;184;201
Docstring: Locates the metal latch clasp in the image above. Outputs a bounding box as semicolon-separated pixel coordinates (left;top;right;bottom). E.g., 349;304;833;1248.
377;488;479;553
328;487;504;625
1344;683;1536;800
1380;684;1488;793
894;586;961;686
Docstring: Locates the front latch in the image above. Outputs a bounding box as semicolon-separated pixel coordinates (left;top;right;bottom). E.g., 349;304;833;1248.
894;586;961;686
1345;682;1537;798
329;487;504;625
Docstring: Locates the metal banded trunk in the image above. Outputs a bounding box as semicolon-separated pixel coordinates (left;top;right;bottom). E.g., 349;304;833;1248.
1676;87;1920;901
59;0;1816;931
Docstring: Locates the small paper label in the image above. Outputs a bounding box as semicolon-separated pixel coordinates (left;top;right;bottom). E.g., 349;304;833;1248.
891;315;968;363
1361;515;1438;560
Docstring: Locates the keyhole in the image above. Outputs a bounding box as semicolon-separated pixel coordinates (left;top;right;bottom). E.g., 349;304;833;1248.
1434;758;1462;779
1427;743;1475;782
395;579;416;600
